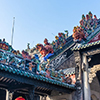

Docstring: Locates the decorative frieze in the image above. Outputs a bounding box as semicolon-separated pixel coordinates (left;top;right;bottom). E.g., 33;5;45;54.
49;51;67;69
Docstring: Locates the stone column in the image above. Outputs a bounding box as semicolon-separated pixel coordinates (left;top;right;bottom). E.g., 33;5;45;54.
73;51;83;100
40;96;43;100
43;96;46;100
46;95;51;100
6;89;9;100
9;91;13;100
82;55;91;100
6;90;14;100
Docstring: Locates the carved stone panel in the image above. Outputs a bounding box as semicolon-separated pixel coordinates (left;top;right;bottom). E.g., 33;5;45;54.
89;64;100;83
49;51;68;69
73;51;83;100
73;51;82;81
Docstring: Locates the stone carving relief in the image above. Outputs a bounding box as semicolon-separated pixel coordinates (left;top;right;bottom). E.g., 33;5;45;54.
89;64;100;83
49;52;67;69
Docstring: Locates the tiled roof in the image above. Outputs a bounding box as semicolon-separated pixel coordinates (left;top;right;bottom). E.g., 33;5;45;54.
0;63;76;89
72;40;100;51
63;68;75;75
49;36;74;61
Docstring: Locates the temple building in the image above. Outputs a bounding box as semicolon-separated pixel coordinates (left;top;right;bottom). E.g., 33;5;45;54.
0;11;100;100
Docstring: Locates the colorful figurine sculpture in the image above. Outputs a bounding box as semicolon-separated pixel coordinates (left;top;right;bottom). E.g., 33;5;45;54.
8;55;16;66
50;68;55;79
82;14;86;28
86;14;91;29
36;43;54;62
58;33;63;48
58;32;66;47
70;74;76;84
0;42;9;51
52;41;56;51
65;30;69;39
65;76;72;84
0;51;7;63
29;62;36;72
45;44;54;54
20;60;25;70
80;12;99;35
0;38;13;52
8;45;13;52
80;19;85;29
78;27;86;40
89;12;95;32
93;15;98;28
86;14;93;32
46;68;51;78
54;71;59;81
22;50;27;59
55;36;60;49
59;70;65;82
72;26;88;43
16;50;22;56
12;50;17;55
27;43;30;49
82;14;85;21
38;65;47;76
72;31;81;42
44;38;50;46
44;38;54;54
22;50;31;60
60;74;65;82
16;60;22;68
61;33;66;45
88;11;93;20
0;39;10;51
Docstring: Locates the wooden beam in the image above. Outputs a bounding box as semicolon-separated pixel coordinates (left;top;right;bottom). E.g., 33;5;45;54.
8;84;32;91
0;70;74;93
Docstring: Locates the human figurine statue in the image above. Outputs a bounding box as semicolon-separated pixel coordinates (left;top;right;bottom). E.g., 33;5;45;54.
36;43;54;62
93;15;98;28
29;62;36;72
27;43;30;49
65;30;69;39
72;26;87;43
44;38;50;46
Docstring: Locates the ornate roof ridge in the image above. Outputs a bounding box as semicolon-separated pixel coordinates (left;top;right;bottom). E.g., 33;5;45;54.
0;63;76;89
72;26;100;51
72;40;100;51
